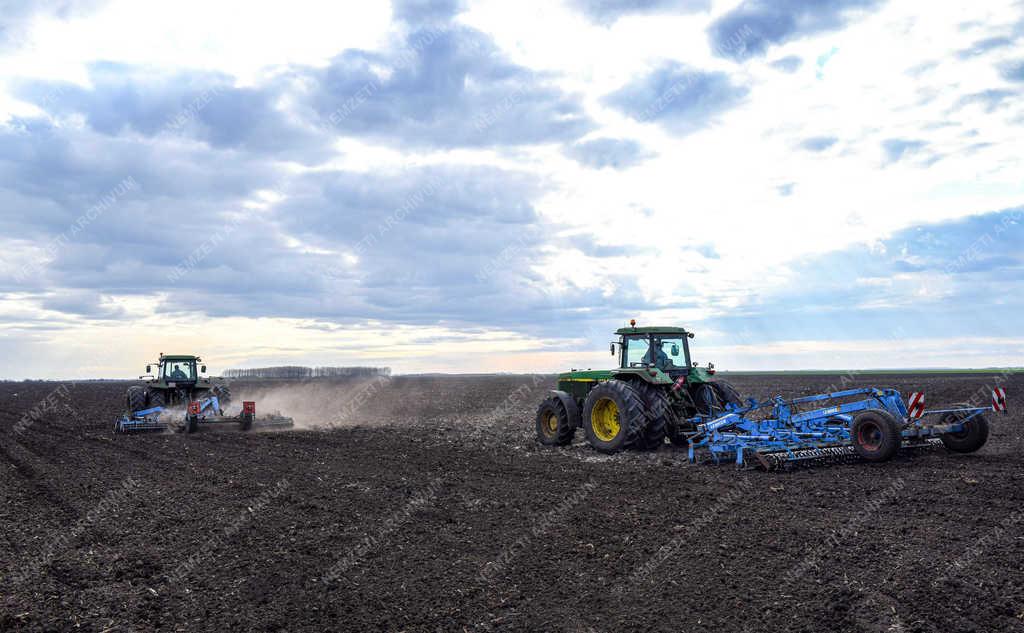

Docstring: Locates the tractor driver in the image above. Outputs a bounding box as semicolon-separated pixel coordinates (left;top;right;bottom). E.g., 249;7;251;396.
642;338;672;370
169;364;188;380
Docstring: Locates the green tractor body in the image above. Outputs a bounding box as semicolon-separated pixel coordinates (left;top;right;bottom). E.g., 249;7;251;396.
126;354;232;413
538;324;740;453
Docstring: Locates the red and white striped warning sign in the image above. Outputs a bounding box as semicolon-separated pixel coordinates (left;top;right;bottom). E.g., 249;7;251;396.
907;392;925;419
992;388;1007;412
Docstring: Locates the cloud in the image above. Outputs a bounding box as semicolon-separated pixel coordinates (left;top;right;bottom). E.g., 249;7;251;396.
391;0;464;23
1000;59;1024;81
564;137;654;169
708;0;882;61
603;62;748;134
14;64;332;164
798;136;837;151
703;206;1024;343
881;138;928;164
955;89;1018;113
769;55;803;72
16;24;593;155
0;0;104;50
38;290;125;319
306;26;593;148
0;119;570;330
955;36;1014;59
568;0;710;24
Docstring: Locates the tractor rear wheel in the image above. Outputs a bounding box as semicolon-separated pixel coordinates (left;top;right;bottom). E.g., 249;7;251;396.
633;382;670;450
147;389;166;409
691;383;723;416
711;380;743;408
536;397;576;446
940;407;989;453
851;409;901;462
582;379;646;453
127;386;147;413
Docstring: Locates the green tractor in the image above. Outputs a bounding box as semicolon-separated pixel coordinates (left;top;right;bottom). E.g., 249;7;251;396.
126;354;232;413
536;322;742;453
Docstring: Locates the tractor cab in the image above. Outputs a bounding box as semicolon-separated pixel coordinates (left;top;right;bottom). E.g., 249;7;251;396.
615;325;692;376
146;354;207;386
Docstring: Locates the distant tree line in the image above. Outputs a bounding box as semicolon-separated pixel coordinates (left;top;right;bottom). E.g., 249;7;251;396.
223;366;391;379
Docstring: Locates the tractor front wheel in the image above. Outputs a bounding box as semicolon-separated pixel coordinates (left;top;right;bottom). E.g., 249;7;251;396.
940;408;989;453
536;397;576;446
851;409;901;462
582;380;646;453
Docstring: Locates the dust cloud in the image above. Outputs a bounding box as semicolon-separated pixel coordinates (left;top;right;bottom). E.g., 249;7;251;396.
234;377;394;430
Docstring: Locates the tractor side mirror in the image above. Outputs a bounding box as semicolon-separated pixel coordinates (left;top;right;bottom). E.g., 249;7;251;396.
610;343;616;356
670;344;679;356
201;365;207;373
146;365;151;373
687;332;694;339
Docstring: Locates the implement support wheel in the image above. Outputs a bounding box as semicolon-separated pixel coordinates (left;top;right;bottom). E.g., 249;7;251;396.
851;409;901;462
940;407;990;453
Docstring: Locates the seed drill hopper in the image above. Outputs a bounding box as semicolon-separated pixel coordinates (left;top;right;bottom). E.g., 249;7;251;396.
536;321;1007;470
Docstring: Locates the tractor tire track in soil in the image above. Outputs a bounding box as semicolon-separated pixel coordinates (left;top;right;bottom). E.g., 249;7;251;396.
0;374;1022;632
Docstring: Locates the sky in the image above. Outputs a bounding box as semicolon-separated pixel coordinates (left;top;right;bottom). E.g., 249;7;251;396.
0;0;1022;379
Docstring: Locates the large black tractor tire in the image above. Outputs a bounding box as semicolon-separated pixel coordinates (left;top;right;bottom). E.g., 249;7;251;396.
147;389;166;409
940;406;990;454
536;397;576;446
851;409;902;462
126;386;147;413
691;383;723;416
633;382;670;450
711;380;743;408
582;379;647;454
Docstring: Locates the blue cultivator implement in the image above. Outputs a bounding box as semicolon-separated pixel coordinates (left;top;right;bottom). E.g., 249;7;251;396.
685;387;1004;470
114;396;293;434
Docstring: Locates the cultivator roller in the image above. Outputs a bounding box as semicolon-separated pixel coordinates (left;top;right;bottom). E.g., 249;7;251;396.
114;396;293;434
685;387;1004;470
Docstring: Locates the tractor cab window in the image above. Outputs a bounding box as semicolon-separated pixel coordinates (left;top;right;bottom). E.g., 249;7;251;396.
647;337;686;370
624;336;650;368
624;335;688;370
163;362;195;381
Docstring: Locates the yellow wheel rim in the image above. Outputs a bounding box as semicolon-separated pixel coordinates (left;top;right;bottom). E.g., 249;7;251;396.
544;412;559;436
591;398;621;442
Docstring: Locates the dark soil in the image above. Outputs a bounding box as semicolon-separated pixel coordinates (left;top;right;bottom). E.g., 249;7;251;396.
1;373;1022;632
